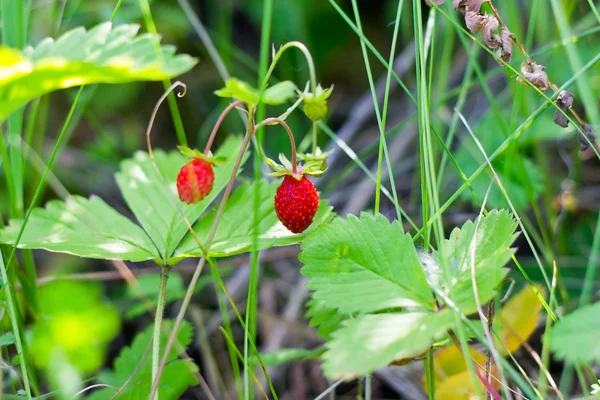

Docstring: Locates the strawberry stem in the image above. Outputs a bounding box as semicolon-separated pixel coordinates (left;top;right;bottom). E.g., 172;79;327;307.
261;41;317;93
256;117;298;174
149;126;255;398
146;81;187;159
203;99;247;156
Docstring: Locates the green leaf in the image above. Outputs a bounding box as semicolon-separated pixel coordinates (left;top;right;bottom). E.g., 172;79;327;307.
0;332;15;346
214;77;297;106
323;310;455;379
171;179;333;262
435;210;519;314
262;81;297;104
214;78;260;105
300;213;435;314
0;23;197;121
551;302;600;364
89;320;198;400
250;347;324;367
116;136;247;261
0;195;158;262
305;298;345;339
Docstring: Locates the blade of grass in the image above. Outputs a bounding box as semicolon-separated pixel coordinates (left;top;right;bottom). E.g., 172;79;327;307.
247;1;273;398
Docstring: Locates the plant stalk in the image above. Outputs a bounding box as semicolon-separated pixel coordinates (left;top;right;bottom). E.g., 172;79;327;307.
151;266;170;400
148;127;254;399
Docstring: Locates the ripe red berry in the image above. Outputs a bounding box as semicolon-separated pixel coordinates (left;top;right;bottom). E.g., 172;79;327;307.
274;175;319;234
176;159;215;204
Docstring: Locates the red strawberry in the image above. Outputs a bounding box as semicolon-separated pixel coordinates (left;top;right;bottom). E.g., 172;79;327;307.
176;159;215;204
274;175;319;233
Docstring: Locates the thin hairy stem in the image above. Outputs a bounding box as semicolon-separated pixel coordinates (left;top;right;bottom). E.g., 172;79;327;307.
204;100;246;155
255;117;298;174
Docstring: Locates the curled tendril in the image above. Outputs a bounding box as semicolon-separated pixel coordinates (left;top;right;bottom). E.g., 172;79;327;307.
145;81;187;159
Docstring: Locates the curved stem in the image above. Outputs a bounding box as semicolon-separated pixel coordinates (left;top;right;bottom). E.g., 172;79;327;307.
255;117;298;174
148;127;255;400
203;100;246;155
151;266;169;400
146;81;187;158
261;41;317;93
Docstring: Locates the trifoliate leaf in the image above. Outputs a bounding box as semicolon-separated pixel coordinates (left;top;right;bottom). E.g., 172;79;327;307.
300;213;436;314
0;23;197;121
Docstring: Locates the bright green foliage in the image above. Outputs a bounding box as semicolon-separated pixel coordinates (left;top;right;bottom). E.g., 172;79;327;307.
300;211;518;378
300;213;435;314
0;137;246;264
324;311;455;378
551;302;600;363
29;281;120;375
214;77;297;105
172;179;333;261
0;195;158;262
0;23;197;121
435;209;519;314
116;136;246;261
88;320;198;400
305;298;344;339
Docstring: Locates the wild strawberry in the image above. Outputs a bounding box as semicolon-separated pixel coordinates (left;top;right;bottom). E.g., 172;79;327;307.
274;175;319;233
176;159;215;204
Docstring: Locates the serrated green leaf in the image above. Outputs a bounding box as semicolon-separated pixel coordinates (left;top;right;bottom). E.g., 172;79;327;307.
300;213;435;314
0;196;158;262
170;179;333;262
323;310;455;379
305;298;345;339
0;23;197;121
262;81;297;104
551;302;600;364
435;210;519;314
89;320;198;400
116;136;247;261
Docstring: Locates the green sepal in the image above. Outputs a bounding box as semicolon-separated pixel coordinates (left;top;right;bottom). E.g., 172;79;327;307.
177;145;226;164
297;147;333;174
298;84;334;121
264;152;327;179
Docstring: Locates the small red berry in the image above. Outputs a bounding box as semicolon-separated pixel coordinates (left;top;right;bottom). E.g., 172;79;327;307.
176;159;215;204
274;175;319;233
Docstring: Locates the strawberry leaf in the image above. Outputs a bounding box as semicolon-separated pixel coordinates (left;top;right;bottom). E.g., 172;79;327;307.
87;320;198;400
116;136;247;261
323;310;455;379
170;179;333;263
0;196;159;262
300;213;436;314
0;23;197;122
434;209;518;314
